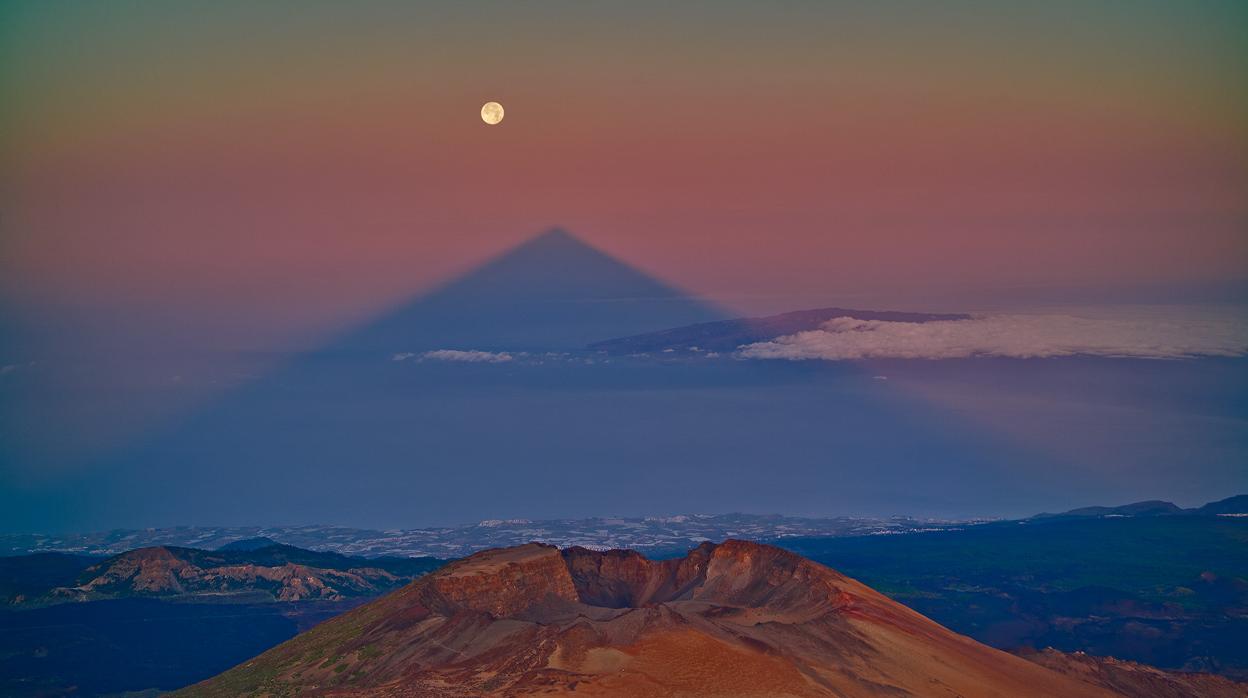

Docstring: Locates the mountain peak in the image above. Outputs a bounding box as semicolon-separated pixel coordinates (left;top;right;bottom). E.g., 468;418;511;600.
335;227;724;352
180;541;1115;697
495;227;596;261
526;226;578;245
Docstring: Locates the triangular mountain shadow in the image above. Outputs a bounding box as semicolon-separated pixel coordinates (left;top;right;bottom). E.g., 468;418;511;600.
78;229;738;525
73;228;1078;531
327;228;725;355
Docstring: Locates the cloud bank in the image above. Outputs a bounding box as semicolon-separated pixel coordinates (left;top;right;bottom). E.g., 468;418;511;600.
422;349;515;363
394;349;515;363
738;309;1248;361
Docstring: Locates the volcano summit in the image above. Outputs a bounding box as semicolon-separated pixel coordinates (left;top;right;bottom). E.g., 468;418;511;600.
172;540;1221;697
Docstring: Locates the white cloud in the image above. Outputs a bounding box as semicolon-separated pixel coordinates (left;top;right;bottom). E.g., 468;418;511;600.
738;307;1248;361
0;361;37;375
419;349;514;363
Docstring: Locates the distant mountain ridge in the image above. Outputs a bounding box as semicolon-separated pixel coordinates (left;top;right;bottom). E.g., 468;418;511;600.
217;536;279;551
6;495;1243;559
589;305;972;355
0;513;978;559
1034;494;1248;520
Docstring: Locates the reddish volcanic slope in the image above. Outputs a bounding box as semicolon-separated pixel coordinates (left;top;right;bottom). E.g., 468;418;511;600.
178;541;1137;697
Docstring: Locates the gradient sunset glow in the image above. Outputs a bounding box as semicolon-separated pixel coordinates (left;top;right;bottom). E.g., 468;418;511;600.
4;2;1245;335
1;1;1246;531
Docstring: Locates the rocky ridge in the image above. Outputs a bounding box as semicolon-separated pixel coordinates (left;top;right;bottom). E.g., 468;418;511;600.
37;545;435;604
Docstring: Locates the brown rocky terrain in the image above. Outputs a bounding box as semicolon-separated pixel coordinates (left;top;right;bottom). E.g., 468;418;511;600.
175;539;1244;697
48;546;416;603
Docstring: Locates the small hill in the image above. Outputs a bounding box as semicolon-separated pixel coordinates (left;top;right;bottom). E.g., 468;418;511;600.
10;545;444;605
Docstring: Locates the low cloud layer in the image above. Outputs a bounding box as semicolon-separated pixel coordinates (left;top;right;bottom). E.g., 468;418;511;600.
738;309;1248;361
395;349;515;363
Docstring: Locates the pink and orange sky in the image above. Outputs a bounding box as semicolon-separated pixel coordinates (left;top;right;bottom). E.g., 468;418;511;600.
3;0;1246;350
1;1;1247;529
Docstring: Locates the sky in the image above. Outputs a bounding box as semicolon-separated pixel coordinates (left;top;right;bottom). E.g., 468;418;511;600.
4;1;1245;330
1;1;1246;531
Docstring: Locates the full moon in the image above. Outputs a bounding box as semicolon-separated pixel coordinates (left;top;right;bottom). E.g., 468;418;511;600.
481;101;504;125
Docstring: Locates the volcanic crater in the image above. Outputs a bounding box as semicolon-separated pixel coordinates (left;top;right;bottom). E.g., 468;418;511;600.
178;539;1152;696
